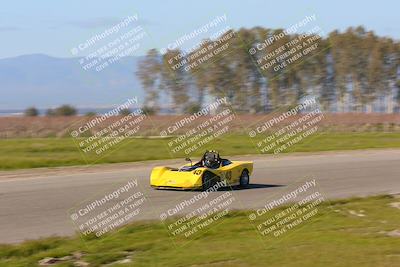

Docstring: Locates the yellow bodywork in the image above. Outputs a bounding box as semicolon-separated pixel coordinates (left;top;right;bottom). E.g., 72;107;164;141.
150;161;253;189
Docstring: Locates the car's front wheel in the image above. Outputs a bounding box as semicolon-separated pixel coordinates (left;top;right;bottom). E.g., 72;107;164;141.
239;170;250;188
202;172;217;191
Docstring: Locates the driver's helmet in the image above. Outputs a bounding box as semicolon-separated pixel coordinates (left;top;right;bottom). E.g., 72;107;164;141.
203;150;220;169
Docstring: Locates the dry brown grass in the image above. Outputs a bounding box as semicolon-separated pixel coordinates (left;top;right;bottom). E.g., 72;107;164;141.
0;113;399;138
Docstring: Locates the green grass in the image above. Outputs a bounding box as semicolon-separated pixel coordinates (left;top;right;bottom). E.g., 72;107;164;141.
1;132;400;170
1;195;400;267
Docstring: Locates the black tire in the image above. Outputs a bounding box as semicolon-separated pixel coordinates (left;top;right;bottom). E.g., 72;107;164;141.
202;172;217;191
239;170;250;188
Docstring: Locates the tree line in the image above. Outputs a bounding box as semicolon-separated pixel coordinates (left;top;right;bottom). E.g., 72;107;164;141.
24;105;133;117
136;26;400;114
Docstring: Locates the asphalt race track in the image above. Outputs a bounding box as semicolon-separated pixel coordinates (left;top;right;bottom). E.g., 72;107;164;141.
1;149;400;244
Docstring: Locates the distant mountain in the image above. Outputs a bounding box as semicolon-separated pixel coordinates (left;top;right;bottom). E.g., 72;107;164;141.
0;54;145;109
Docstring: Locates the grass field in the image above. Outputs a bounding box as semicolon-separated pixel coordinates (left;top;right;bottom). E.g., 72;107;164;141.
1;195;399;267
1;132;400;170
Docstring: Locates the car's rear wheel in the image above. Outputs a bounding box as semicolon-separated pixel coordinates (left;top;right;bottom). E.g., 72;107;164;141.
202;172;217;191
239;170;250;188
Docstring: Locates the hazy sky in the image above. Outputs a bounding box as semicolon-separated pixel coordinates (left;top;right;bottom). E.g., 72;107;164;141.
0;0;399;58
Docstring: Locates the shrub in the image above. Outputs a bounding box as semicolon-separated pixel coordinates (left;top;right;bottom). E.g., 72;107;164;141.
45;105;77;116
184;103;201;114
141;106;156;115
55;105;77;116
119;108;131;116
24;107;39;116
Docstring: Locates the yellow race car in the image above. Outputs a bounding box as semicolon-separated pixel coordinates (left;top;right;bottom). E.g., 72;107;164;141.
150;151;253;190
